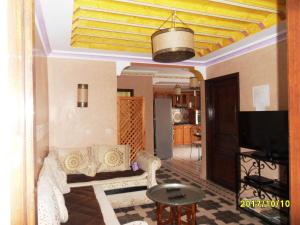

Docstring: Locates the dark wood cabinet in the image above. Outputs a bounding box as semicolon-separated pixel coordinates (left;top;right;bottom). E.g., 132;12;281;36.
171;91;200;110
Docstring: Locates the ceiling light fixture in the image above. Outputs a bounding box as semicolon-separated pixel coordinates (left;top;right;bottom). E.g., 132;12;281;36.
151;11;195;63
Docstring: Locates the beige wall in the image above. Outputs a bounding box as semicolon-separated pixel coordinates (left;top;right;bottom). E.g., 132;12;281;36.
34;31;49;177
48;58;117;147
206;40;288;111
117;75;154;153
200;41;288;179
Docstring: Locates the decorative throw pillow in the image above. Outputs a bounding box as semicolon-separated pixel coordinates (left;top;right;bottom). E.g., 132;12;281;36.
52;146;97;176
93;145;130;172
131;162;139;171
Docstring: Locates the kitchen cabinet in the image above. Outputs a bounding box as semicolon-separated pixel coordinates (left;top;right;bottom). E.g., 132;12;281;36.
173;124;193;145
183;125;193;144
173;125;184;145
171;91;200;110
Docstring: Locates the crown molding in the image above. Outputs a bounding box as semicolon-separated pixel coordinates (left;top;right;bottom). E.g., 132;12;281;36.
48;50;205;66
35;0;51;55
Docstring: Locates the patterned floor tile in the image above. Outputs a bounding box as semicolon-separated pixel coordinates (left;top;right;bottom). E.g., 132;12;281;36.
213;211;243;223
114;159;262;225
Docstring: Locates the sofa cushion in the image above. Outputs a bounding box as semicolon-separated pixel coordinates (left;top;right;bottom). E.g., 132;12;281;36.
63;186;105;225
52;147;98;176
93;145;130;172
67;169;145;184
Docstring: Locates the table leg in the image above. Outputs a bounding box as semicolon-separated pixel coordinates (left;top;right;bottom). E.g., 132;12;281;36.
176;206;182;225
186;207;191;224
191;203;196;225
156;203;163;225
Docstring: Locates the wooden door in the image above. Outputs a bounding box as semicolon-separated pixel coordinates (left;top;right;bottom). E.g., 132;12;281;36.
117;97;145;161
183;125;192;145
206;73;239;190
173;126;184;145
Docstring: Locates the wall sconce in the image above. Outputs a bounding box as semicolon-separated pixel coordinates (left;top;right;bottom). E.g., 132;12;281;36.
77;84;88;107
174;84;181;104
189;77;200;96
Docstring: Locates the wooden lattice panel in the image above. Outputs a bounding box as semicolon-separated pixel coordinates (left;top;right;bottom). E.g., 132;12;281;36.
117;97;145;161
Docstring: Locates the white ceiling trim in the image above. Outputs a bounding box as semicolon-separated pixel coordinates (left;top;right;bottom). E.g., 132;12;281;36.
35;0;51;54
48;50;206;66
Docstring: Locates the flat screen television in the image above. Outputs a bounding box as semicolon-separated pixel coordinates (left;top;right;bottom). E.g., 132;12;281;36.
239;111;289;159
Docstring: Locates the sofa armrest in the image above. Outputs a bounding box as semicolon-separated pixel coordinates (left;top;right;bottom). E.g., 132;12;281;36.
43;153;70;194
136;151;161;187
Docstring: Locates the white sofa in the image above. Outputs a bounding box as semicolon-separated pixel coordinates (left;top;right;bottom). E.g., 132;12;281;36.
38;145;161;225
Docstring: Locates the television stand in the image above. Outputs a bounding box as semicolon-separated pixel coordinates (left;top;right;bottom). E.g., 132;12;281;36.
236;151;289;225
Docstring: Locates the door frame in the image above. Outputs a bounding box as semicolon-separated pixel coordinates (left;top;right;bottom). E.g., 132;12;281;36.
287;0;300;223
205;73;240;188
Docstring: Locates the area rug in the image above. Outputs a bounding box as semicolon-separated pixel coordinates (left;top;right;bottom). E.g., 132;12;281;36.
114;162;264;225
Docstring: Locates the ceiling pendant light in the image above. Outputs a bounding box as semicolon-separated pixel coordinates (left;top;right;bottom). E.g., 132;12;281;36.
151;11;195;63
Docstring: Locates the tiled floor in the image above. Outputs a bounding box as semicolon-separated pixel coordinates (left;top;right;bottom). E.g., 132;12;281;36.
114;149;264;224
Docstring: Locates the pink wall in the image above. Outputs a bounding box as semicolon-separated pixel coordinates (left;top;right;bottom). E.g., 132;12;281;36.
117;75;154;153
34;31;49;177
200;41;288;179
48;58;117;147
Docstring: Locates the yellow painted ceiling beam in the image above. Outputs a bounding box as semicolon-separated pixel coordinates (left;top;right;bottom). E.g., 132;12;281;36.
73;27;225;45
72;34;152;49
196;48;210;56
194;42;219;51
74;0;257;33
72;19;233;47
220;0;286;14
73;40;208;57
261;13;281;28
73;27;151;43
72;41;151;54
71;33;220;52
71;0;285;57
74;17;233;39
115;0;270;23
73;16;245;42
73;8;247;33
76;6;250;32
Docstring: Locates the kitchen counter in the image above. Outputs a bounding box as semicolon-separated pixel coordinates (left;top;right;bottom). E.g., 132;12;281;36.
173;123;194;126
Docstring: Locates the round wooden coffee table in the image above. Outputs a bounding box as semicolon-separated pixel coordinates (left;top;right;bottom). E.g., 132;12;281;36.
146;183;204;225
